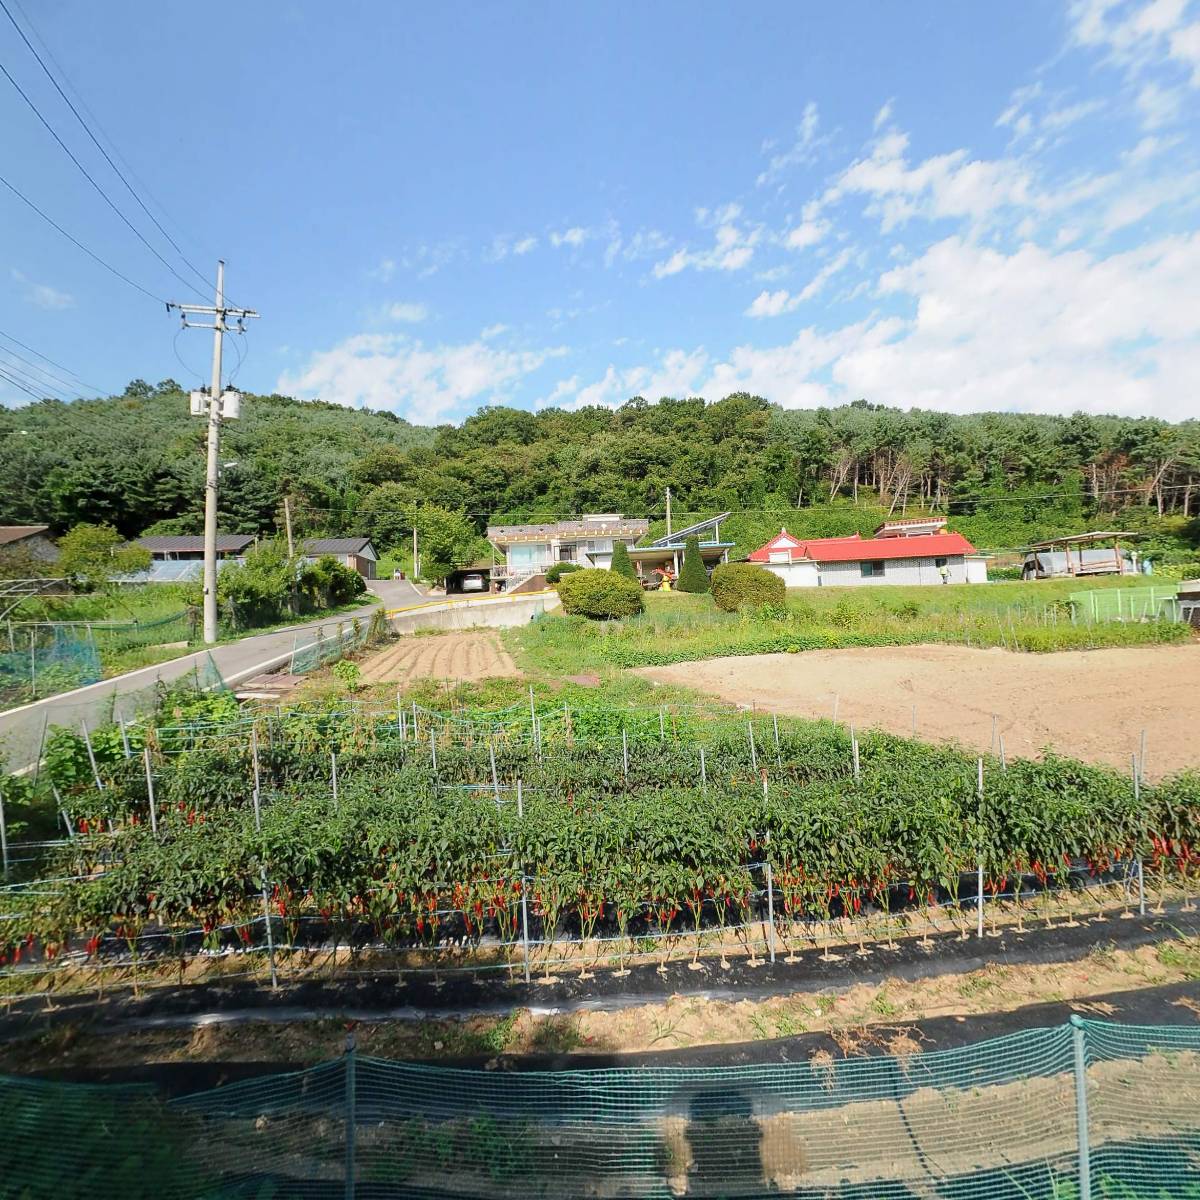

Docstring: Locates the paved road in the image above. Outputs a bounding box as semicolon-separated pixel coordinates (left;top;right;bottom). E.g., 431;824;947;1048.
0;581;426;770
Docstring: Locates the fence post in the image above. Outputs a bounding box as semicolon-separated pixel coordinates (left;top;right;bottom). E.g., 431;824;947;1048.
1070;1016;1092;1200
518;779;531;985
976;756;985;937
344;1031;357;1200
260;866;278;989
143;746;158;838
763;776;775;963
0;780;8;878
429;727;438;774
80;720;105;792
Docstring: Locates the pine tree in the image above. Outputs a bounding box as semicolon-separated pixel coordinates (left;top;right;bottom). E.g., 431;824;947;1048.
610;540;638;582
677;534;709;592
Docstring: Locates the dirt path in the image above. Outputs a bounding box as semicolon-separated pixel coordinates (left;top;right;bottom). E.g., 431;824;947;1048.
359;631;519;685
637;642;1200;777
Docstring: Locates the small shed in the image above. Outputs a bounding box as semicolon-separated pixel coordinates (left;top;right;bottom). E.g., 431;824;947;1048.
1022;532;1139;580
299;537;378;579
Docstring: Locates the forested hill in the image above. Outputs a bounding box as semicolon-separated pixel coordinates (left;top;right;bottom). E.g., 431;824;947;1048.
1;381;1197;556
0;380;434;536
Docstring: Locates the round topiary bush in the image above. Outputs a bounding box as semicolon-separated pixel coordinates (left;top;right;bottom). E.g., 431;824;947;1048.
555;567;644;619
545;562;582;585
710;562;786;612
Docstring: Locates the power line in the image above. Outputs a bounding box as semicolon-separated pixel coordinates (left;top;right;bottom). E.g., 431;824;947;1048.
0;170;165;302
0;352;78;401
0;51;208;302
0;332;103;396
0;327;103;391
0;365;43;401
0;0;215;298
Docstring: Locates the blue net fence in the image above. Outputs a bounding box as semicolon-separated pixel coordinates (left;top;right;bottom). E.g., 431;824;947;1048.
0;623;102;706
3;1017;1197;1198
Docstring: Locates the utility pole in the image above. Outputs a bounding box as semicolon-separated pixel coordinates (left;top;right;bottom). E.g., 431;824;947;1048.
169;262;259;644
412;520;420;581
665;486;672;538
283;495;295;557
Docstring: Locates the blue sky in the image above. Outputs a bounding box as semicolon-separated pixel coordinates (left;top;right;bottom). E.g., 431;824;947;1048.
2;1;1198;422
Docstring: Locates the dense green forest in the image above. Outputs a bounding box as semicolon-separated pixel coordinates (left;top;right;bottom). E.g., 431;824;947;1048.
1;380;1197;559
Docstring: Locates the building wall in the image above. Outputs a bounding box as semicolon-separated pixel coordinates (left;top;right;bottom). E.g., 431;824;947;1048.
762;560;820;588
817;556;966;587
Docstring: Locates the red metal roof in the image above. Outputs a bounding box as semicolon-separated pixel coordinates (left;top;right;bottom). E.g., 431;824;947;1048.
749;529;977;564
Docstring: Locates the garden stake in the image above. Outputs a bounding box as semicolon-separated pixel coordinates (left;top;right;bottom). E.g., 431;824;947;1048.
517;779;531;984
331;753;339;808
51;783;73;838
489;741;501;808
747;721;757;772
772;713;781;768
118;715;132;759
990;714;997;755
976;863;985;939
699;746;707;793
260;867;278;990
763;777;776;963
430;728;438;773
143;746;158;838
80;719;104;792
659;707;665;740
622;729;629;779
851;726;860;782
0;784;7;878
251;729;262;829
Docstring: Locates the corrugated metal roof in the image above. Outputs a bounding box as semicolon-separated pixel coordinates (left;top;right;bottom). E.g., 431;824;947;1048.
0;525;50;545
749;529;977;564
136;535;254;553
301;537;376;556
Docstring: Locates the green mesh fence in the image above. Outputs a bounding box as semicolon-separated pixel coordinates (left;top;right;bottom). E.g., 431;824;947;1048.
0;624;101;707
1069;585;1181;623
289;611;390;676
3;1018;1198;1199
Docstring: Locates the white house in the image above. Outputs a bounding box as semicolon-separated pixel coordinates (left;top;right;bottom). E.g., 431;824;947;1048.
486;514;650;589
748;519;988;587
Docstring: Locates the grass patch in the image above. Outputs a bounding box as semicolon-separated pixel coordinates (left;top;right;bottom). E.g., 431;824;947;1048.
1156;939;1200;979
509;580;1190;673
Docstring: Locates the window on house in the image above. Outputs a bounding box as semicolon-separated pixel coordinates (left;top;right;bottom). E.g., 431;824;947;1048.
860;560;886;578
768;550;790;563
935;557;948;568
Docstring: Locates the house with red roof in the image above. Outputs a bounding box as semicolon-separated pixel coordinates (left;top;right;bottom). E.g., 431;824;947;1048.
747;518;988;588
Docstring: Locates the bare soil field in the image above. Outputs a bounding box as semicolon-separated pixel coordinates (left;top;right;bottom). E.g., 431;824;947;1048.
638;642;1200;777
359;631;519;685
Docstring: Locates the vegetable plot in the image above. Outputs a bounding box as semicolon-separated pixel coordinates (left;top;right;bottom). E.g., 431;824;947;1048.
3;710;1196;981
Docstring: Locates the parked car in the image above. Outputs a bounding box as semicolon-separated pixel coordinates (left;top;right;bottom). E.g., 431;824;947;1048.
461;573;486;592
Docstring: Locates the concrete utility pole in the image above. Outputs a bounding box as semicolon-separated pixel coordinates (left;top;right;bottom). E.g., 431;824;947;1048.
283;495;295;557
665;486;672;538
169;262;259;643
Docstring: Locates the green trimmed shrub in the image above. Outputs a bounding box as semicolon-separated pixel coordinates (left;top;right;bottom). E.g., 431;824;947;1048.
546;562;582;585
710;562;785;612
676;535;709;593
610;541;638;582
556;568;644;619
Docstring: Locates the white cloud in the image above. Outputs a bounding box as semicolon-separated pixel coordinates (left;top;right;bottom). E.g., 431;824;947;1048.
277;334;564;423
489;233;539;261
652;210;762;277
757;102;824;186
873;99;894;130
1070;0;1200;94
550;226;589;248
577;232;1200;421
745;289;799;318
826;129;1036;231
480;323;508;340
1135;78;1185;124
385;302;427;323
11;270;73;310
784;218;830;249
368;258;396;282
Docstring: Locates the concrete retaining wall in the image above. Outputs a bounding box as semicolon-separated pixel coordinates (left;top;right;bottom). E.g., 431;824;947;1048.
385;591;559;635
